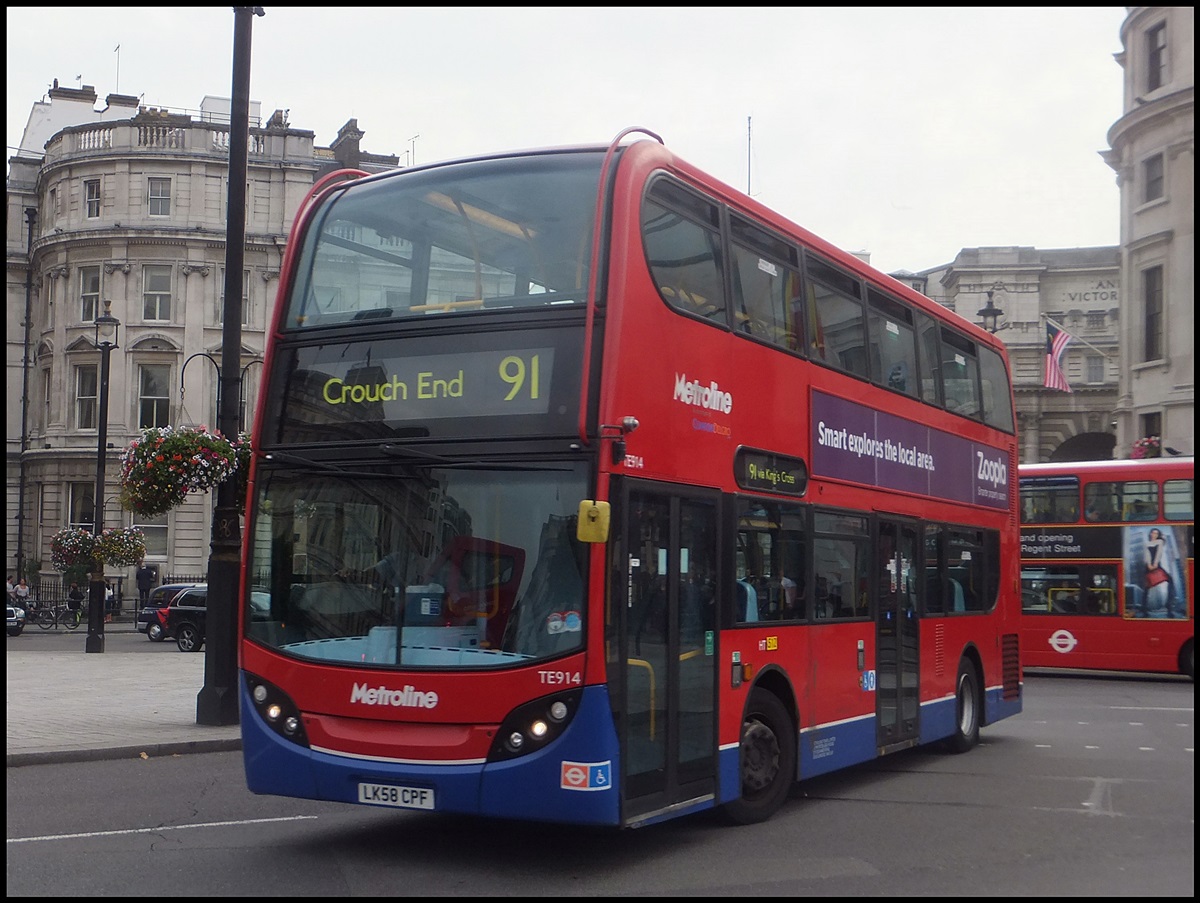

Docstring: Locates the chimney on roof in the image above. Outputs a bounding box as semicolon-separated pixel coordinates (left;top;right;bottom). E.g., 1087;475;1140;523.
331;118;366;168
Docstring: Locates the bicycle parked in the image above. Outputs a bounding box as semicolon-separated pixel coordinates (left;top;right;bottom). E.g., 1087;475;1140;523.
36;605;84;631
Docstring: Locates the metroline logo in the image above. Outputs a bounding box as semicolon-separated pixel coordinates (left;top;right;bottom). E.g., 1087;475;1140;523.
673;373;733;414
350;682;439;708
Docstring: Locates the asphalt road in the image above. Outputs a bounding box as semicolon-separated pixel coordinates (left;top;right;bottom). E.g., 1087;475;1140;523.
5;671;1193;896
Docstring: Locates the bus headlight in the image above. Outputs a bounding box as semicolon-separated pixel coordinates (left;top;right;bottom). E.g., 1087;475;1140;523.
488;689;582;762
246;672;310;747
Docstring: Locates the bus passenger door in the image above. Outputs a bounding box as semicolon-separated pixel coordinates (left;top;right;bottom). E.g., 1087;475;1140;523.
875;518;920;750
616;481;719;824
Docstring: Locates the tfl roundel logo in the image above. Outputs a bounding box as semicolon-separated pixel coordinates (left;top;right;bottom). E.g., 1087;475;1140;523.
1048;629;1079;654
560;760;612;792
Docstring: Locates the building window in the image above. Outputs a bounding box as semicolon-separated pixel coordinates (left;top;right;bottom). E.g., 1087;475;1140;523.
1143;154;1164;203
1142;265;1164;362
1086;355;1105;384
79;265;101;322
148;177;171;216
44;272;56;329
1086;310;1105;329
133;512;169;558
84;178;101;218
142;265;172;321
75;364;98;429
219;267;251;325
1140;412;1162;443
47;186;57;225
138;364;172;428
1146;22;1167;92
69;482;96;532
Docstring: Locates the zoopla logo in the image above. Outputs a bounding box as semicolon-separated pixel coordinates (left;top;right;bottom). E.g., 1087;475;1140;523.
1048;629;1078;654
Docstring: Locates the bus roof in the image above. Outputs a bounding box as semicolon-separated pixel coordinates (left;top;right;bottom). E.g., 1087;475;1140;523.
1020;457;1194;475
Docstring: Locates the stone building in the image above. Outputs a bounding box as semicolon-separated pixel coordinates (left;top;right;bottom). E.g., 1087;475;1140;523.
1102;5;1194;459
893;246;1121;464
891;7;1193;464
6;82;396;585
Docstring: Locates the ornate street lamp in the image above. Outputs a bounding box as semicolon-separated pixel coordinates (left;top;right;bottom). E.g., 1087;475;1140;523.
977;289;1004;334
85;299;119;653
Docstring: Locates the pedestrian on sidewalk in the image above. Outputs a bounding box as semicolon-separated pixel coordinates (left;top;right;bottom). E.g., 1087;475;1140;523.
136;560;156;605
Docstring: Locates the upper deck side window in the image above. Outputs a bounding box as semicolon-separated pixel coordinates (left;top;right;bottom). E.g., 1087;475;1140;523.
804;253;866;378
1021;475;1080;524
729;214;801;353
642;177;727;324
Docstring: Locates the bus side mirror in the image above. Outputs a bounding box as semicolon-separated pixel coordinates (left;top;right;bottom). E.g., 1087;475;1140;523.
576;500;611;544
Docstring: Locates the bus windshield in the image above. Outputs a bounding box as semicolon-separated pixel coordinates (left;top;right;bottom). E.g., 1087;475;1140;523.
245;462;589;668
285;151;604;328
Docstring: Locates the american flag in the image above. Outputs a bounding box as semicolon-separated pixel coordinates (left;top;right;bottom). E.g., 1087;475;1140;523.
1044;323;1071;392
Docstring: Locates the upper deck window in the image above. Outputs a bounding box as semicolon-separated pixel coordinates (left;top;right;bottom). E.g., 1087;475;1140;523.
642;178;727;324
285;152;603;329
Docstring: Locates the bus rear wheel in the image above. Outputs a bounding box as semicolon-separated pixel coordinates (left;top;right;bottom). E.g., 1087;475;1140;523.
1181;640;1194;682
943;659;980;754
719;688;795;826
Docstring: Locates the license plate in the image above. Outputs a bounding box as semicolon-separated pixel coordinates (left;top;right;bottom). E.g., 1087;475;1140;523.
357;782;435;810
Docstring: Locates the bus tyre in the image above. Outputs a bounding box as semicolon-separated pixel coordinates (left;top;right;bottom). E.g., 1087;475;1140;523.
1181;640;1194;682
943;660;981;754
720;688;795;826
176;623;203;653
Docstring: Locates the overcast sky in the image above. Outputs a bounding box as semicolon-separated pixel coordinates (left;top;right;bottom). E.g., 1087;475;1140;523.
7;6;1128;275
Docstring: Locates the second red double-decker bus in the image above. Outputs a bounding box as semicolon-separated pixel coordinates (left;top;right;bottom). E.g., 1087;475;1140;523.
239;128;1023;828
1020;457;1194;679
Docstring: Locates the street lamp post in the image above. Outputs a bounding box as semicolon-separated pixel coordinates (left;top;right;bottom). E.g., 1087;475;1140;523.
85;299;120;654
977;289;1005;334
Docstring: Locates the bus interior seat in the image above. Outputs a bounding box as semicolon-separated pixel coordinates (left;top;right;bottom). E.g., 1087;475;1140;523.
949;577;966;612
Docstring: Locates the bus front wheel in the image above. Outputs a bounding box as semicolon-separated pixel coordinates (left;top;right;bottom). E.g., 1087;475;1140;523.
1181;640;1194;682
719;688;795;826
943;659;980;754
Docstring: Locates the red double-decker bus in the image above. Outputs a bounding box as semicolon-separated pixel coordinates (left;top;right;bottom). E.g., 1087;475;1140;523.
1020;457;1194;679
238;128;1023;828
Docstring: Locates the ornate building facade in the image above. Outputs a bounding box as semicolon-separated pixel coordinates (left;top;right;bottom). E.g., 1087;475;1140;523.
6;82;396;584
1103;5;1194;460
894;246;1121;464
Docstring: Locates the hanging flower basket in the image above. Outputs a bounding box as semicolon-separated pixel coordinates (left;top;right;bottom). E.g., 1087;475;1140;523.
96;527;147;567
119;425;242;517
50;527;95;571
49;526;146;571
1131;435;1161;459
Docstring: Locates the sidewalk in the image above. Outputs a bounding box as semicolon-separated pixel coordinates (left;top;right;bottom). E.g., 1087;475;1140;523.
6;615;242;767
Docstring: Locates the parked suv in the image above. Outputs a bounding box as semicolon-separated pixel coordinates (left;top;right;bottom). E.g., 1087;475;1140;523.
163;585;208;652
138;583;199;641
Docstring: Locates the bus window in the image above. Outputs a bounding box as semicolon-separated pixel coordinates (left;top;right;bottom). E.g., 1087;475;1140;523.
735;501;806;623
642;178;726;324
1083;482;1121;523
915;311;942;407
812;511;869;619
940;328;982;419
1121;481;1159;521
866;288;918;398
1163;479;1193;521
1021;475;1080;524
978;344;1015;433
730;216;801;352
1021;565;1118;615
804;253;866;378
946;528;984;612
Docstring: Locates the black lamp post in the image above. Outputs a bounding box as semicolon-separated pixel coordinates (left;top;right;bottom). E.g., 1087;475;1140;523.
85;299;120;653
977;289;1004;334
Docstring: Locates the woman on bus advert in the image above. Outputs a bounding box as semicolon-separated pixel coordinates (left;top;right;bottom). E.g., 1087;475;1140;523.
1128;526;1185;618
